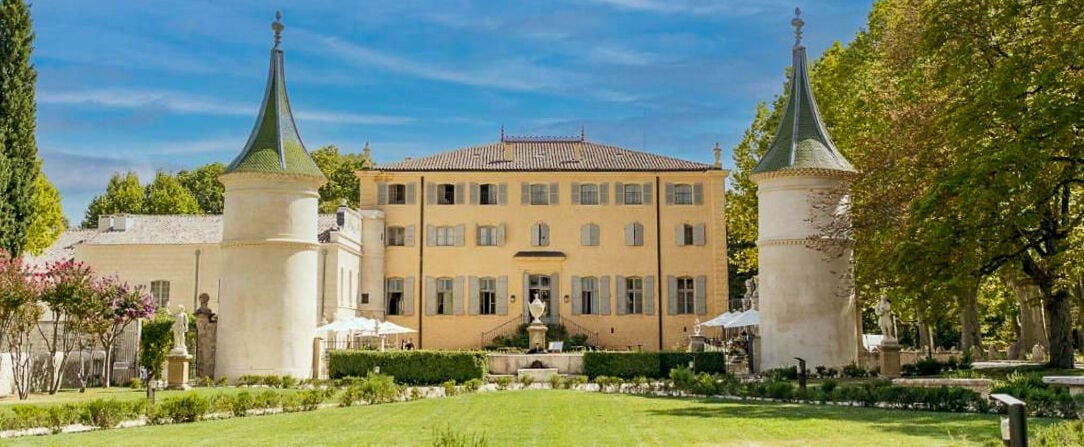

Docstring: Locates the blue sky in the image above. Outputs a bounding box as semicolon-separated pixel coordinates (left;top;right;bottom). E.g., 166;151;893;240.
32;0;874;221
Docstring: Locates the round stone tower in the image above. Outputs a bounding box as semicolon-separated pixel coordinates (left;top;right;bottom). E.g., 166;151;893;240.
751;9;859;370
216;13;327;380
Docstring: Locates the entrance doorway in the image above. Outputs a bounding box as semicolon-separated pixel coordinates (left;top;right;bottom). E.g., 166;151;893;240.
527;274;556;324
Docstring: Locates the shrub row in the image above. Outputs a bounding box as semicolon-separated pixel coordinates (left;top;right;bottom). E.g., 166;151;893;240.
328;350;487;385
583;351;725;379
0;399;145;433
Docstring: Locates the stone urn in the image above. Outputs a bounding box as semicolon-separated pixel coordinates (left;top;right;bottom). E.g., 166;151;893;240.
528;296;546;324
527;295;548;352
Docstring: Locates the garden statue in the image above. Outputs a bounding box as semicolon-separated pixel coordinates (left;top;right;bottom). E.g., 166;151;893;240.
875;295;896;342
172;305;189;355
693;318;702;336
1031;343;1047;362
742;276;758;311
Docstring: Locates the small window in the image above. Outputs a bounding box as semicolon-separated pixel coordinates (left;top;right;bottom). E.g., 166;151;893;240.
436;278;454;315
436;226;455;246
625;277;643;314
361;293;370;305
478;226;499;246
479;184;498;205
150;280;170;309
674;184;694;205
437;184;456;205
387;226;406;246
479;277;497;315
581;277;597;315
677;277;695;314
580;184;599;205
386;278;404;315
530;184;549;205
682;224;695;246
388;184;407;205
623;184;643;205
531;223;550;247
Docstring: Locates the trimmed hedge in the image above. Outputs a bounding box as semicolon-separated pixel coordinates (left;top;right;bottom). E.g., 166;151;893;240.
328;350;487;385
584;351;725;379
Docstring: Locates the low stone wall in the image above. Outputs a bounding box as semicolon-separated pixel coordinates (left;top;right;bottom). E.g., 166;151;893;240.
859;349;964;369
487;353;583;375
891;378;994;397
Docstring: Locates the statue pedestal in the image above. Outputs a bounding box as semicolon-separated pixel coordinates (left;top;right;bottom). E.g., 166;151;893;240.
167;352;193;390
688;335;706;353
880;341;901;379
527;322;548;352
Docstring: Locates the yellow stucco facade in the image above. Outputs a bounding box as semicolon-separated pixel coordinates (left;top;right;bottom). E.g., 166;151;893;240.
357;149;729;350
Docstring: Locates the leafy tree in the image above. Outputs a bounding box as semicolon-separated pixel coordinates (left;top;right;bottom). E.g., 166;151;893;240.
82;171;144;228
139;311;175;393
176;162;225;214
725;97;785;275
36;260;94;394
24;173;66;255
83;276;156;387
311;144;369;213
903;0;1084;367
0;0;39;257
0;251;42;399
144;171;202;215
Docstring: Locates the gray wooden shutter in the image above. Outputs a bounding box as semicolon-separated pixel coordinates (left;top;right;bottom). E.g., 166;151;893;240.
624;223;635;246
426;225;436;246
454;276;465;315
550;273;560;316
591;225;600;245
541;224;550;246
469;276;480;315
469;183;479;205
455;183;466;204
695;275;707;315
600;183;609;205
693;183;704;205
403;276;415;315
643;182;653;205
581;224;592;246
636;223;645;246
571;183;580;205
425;277;437;315
405;225;416;247
549;183;559;205
406;183;417;204
521;183;530;205
599;276;611;315
499;183;508;205
665;183;674;205
694;223;706;246
530;224;540;246
644;276;655;315
522;272;531;319
616;276;627;315
675;225;685;246
496;276;509;315
615;182;624;205
455;224;466;246
591;280;600;315
427;183;437;205
571;276;581;315
497;223;506;246
667;275;678;315
377;183;387;205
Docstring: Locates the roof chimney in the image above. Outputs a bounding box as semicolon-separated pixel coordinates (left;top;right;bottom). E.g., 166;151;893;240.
97;215;114;232
713;142;722;168
573;141;583;162
500;125;514;161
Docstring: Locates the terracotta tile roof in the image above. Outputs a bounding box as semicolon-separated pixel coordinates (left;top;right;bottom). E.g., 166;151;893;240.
379;140;712;172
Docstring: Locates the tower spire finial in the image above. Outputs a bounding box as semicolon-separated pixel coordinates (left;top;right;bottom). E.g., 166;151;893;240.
791;7;804;48
272;11;284;49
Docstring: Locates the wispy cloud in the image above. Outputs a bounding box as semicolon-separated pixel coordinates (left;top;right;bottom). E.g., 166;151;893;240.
306;33;580;93
587;0;783;16
38;89;415;125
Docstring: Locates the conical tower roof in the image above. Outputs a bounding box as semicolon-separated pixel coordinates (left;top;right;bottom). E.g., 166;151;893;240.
753;9;855;175
225;12;325;179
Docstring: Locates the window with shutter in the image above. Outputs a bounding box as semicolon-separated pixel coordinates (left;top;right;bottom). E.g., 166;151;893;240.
479;184;499;205
581;277;597;315
529;184;549;205
677;277;695;314
479;277;497;315
435;278;454;315
673;184;694;205
580;184;599;205
387;184;407;204
437;184;456;205
386;226;406;246
435;226;455;246
478;225;499;246
624;277;644;314
386;278;404;315
623;184;643;205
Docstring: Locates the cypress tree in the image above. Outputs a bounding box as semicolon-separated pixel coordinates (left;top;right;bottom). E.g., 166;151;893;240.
0;0;38;257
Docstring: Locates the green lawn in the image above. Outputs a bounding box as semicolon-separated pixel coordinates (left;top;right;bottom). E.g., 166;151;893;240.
7;390;1004;446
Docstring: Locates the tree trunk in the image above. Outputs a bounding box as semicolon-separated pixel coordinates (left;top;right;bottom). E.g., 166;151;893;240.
1044;290;1074;368
958;281;981;351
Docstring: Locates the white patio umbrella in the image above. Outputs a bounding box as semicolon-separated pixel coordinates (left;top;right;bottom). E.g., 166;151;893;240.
702;311;739;328
725;310;759;328
375;320;417;336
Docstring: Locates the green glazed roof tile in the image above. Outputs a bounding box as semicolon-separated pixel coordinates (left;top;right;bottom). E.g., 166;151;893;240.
753;42;856;174
225;46;325;179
